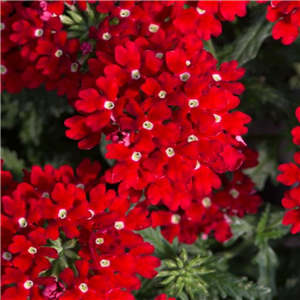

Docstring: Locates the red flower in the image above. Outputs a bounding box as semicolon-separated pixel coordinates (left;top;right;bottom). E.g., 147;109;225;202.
155;293;176;300
8;228;58;272
277;160;300;186
265;0;300;45
2;267;55;300
282;208;300;234
40;183;90;240
291;107;300;145
36;31;79;75
60;260;110;300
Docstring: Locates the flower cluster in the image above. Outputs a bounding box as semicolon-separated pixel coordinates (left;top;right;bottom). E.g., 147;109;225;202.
151;148;262;244
262;0;300;45
1;0;253;97
63;2;252;221
277;107;300;234
1;159;160;300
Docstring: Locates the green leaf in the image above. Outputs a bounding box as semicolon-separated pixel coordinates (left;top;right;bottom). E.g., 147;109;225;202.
1;147;25;179
225;217;254;246
227;15;272;66
67;10;84;24
19;104;43;146
257;204;271;234
243;143;278;191
205;272;270;300
63;239;77;250
139;227;176;259
60;15;75;25
254;246;278;300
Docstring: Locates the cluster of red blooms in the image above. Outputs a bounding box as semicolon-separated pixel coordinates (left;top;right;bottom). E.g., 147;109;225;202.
0;152;261;298
259;0;300;45
1;1;298;298
59;0;262;243
277;108;300;234
0;0;248;96
1;159;170;300
151;148;262;244
2;1;300;96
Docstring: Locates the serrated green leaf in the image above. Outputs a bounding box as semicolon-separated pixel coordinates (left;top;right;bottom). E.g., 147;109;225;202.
139;227;176;259
225;217;254;247
1;147;25;179
60;15;75;25
227;15;272;66
257;204;271;234
67;10;84;23
254;246;278;300
63;239;77;250
243;143;278;191
68;24;87;32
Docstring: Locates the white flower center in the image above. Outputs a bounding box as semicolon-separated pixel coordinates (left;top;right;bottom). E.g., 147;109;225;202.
194;160;201;170
180;72;190;82
156;52;163;59
202;197;211;208
2;252;12;261
131;152;142;162
1;65;7;75
104;101;115;110
102;32;111;40
28;247;37;254
18;217;28;228
1;23;5;30
100;259;110;267
24;280;34;289
214;114;222;123
212;74;222;82
158;90;167;98
196;7;206;15
114;221;125;230
79;283;88;293
34;28;44;37
188;135;198;142
71;62;78;72
229;189;240;199
131;69;141;80
186;60;191;66
95;238;104;245
166;147;175;157
87;209;95;220
171;214;181;224
120;9;130;17
149;24;159;33
76;183;85;189
42;192;50;198
55;49;63;57
189;99;199;108
142;121;154;130
58;209;67;219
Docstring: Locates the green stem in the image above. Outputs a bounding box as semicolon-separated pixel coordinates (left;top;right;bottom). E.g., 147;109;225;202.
222;238;254;260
